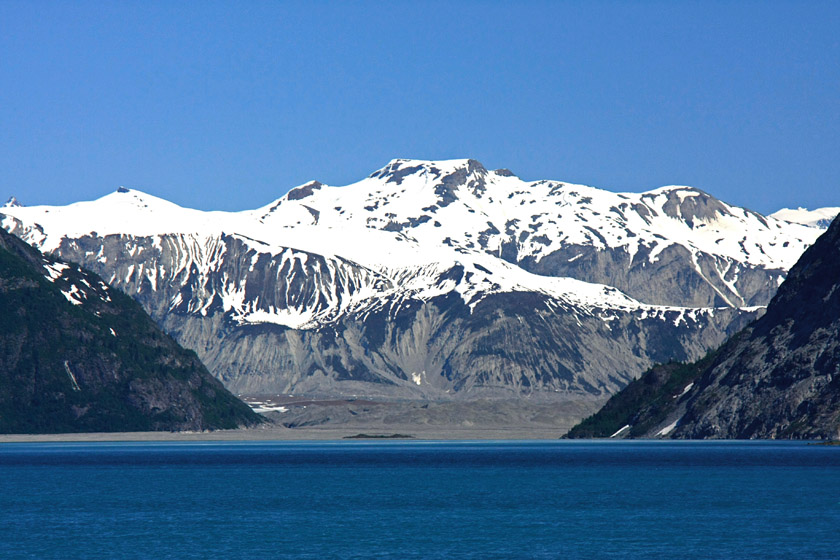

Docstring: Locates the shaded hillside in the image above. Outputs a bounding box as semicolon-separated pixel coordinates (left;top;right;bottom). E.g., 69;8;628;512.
0;228;261;433
567;215;840;440
565;351;717;439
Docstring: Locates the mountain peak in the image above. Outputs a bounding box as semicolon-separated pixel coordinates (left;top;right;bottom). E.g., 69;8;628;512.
100;187;174;207
769;207;840;229
646;185;711;199
642;185;729;225
286;180;324;201
3;196;22;208
369;158;488;185
493;168;517;178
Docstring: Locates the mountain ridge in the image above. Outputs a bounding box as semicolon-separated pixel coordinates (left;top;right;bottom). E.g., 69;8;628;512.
1;159;830;403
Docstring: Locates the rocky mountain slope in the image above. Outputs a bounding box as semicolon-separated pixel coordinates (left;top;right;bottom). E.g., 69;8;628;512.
0;228;261;433
567;215;840;440
0;159;827;402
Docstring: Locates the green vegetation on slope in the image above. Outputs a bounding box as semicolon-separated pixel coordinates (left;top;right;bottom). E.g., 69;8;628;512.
564;346;726;438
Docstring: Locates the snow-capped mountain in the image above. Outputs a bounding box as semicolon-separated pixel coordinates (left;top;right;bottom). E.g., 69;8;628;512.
0;159;828;400
769;206;840;230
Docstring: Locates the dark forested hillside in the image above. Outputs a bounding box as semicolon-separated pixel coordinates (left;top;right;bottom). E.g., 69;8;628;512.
0;228;261;433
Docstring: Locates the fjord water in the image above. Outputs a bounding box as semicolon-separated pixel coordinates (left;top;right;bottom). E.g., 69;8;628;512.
1;441;838;559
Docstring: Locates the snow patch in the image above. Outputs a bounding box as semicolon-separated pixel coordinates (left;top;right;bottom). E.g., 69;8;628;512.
61;285;84;305
656;418;680;436
43;262;69;282
250;404;288;414
240;307;317;330
610;425;630;438
675;382;694;398
63;361;81;391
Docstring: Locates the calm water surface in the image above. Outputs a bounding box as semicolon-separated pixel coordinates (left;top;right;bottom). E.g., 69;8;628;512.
1;440;838;559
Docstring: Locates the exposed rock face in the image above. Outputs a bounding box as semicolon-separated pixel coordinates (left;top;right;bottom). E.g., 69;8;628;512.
512;186;788;308
157;290;754;398
567;215;840;440
0;159;825;402
0;228;261;433
520;241;781;308
0;225;754;400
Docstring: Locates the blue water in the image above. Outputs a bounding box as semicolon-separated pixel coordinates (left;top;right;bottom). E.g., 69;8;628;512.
1;441;838;559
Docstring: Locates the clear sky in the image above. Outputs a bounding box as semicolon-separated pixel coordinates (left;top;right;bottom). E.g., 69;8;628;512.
1;1;838;215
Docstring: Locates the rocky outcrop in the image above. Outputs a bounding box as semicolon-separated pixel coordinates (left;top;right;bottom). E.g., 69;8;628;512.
520;241;782;308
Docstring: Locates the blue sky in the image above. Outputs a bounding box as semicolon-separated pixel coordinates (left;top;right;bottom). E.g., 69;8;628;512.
1;1;838;214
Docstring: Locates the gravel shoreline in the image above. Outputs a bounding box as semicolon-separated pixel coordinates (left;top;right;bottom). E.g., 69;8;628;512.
0;397;605;443
0;425;566;443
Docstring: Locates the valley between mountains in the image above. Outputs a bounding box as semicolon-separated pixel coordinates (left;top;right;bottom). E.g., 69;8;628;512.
2;159;833;433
